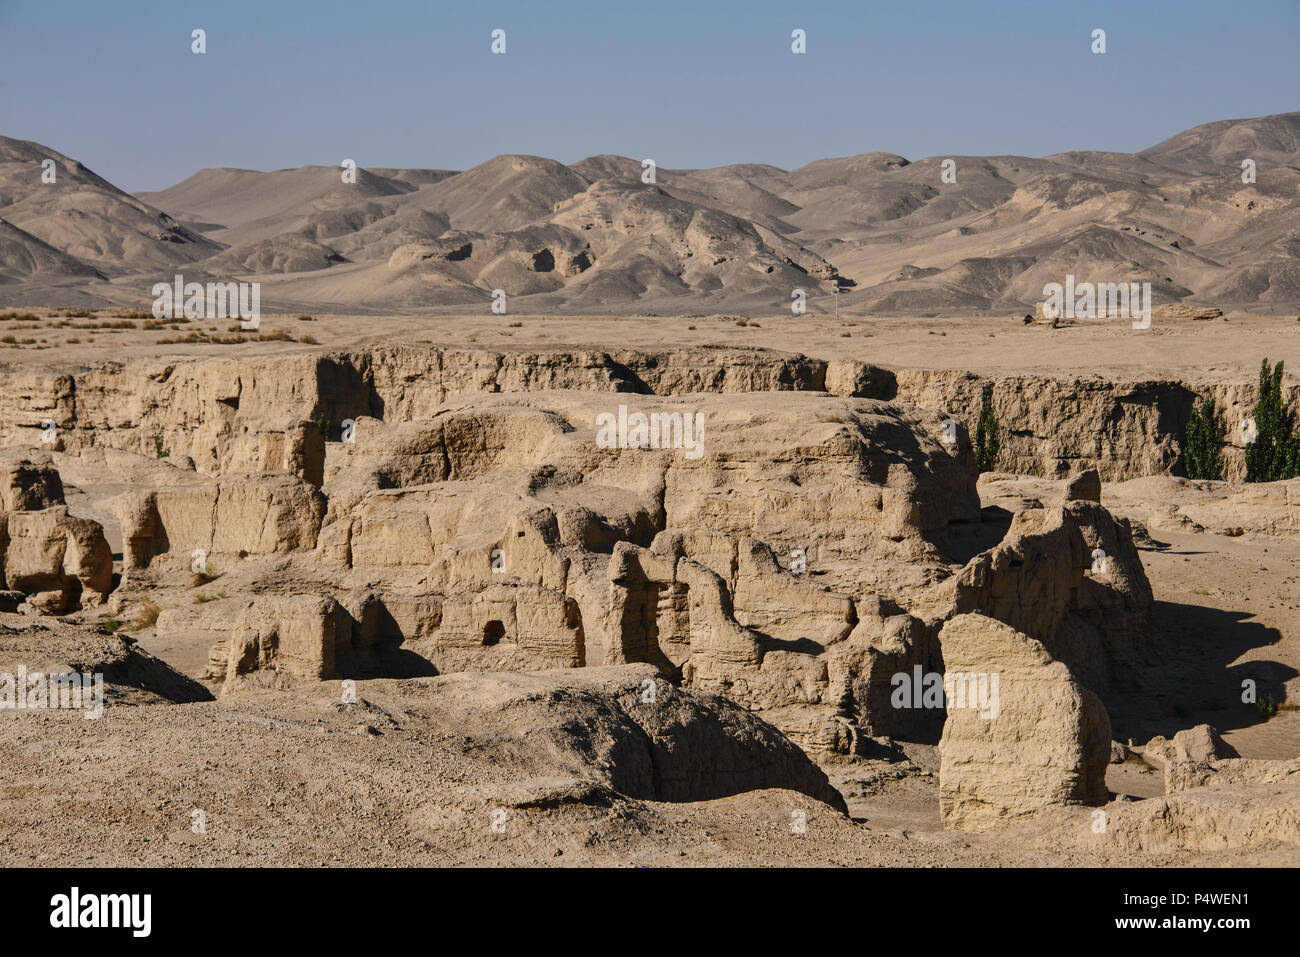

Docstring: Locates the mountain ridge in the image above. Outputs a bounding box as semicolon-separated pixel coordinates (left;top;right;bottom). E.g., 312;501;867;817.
1;111;1297;314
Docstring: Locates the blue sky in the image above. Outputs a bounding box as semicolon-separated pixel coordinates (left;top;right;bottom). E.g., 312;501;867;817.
2;0;1297;191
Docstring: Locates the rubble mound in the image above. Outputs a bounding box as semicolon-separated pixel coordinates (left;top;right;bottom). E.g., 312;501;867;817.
414;664;847;810
0;613;213;705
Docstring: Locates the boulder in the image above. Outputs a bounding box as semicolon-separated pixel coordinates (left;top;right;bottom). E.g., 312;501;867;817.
1063;468;1102;504
1138;724;1240;772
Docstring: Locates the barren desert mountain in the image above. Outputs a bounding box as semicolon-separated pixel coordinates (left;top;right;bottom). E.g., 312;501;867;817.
0;136;220;278
0;219;104;284
133;164;437;242
1;112;1297;315
1139;111;1300;175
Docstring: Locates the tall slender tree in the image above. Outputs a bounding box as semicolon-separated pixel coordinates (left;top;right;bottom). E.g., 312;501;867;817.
974;404;1000;473
1244;359;1300;483
1183;396;1226;480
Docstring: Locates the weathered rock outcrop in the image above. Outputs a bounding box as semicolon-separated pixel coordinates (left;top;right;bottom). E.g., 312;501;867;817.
0;450;65;511
953;501;1153;696
1163;755;1299;793
0;349;895;473
1104;474;1300;538
937;613;1111;832
3;346;1296;485
1090;757;1300;854
215;596;347;693
0;453;112;611
211;592;417;692
431;583;586;672
307;390;975;750
603;531;935;754
893;368;1300;482
1017;755;1300;855
65;354;1160;776
180;386;976;753
0;347;1163;790
0;507;113;611
0;357;335;480
118;471;326;572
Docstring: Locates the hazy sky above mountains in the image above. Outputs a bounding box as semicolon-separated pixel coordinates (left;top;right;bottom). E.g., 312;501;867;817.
3;0;1298;192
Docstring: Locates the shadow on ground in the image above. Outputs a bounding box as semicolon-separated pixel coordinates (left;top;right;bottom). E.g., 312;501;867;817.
1108;600;1295;743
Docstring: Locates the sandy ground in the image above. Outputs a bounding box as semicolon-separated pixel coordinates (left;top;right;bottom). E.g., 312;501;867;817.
1;683;1289;869
2;309;1299;385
